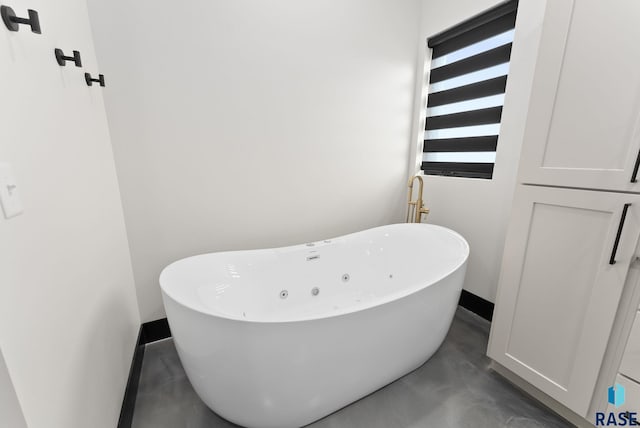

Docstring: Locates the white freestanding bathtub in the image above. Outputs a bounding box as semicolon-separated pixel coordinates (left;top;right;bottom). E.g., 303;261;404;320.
160;223;469;428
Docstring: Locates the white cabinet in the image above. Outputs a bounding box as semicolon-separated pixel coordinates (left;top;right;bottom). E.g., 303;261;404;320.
517;0;640;191
488;185;640;416
489;0;640;418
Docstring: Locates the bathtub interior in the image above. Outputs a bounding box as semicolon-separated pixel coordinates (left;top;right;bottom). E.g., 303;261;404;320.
160;223;469;322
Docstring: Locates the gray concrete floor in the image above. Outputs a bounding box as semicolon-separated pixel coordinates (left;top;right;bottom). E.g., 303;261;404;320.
132;308;572;427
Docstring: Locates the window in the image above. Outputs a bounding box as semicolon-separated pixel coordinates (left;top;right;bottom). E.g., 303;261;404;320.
422;0;518;179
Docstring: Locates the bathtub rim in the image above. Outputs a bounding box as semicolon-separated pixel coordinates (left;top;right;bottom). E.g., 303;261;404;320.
159;223;469;324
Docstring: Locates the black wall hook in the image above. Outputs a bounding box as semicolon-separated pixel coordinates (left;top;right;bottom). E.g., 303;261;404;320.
55;49;82;67
1;6;40;33
85;73;105;87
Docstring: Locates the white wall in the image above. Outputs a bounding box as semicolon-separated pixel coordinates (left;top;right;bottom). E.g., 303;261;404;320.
87;0;422;322
0;348;27;428
0;1;140;427
411;0;540;302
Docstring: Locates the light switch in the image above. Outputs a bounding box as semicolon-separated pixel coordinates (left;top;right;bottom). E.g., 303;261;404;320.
0;163;23;219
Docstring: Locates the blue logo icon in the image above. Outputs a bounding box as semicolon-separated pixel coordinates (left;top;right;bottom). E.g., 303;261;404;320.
608;383;626;408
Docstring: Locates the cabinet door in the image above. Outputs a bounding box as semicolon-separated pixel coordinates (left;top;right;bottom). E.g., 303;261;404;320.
518;0;640;191
488;185;640;416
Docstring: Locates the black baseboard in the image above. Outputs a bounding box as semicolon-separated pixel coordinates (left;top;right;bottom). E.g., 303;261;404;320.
117;318;172;428
117;329;145;428
458;289;494;322
140;318;171;344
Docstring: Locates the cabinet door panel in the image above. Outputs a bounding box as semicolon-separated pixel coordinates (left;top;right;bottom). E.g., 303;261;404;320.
488;185;640;416
518;0;640;191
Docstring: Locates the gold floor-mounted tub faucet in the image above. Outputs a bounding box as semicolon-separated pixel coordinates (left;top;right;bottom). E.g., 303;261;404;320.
406;175;430;223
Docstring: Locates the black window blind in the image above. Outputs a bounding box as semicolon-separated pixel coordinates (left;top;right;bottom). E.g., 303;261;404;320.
422;0;518;179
